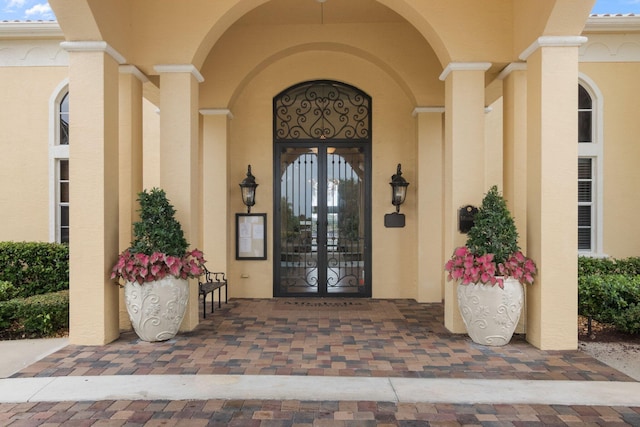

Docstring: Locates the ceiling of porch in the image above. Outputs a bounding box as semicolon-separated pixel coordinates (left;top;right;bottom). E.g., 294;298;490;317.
236;0;405;26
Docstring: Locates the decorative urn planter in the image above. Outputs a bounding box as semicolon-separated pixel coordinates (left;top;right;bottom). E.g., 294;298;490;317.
124;276;189;342
456;277;524;346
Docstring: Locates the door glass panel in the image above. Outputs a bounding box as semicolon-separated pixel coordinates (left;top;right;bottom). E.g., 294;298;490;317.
326;147;365;294
278;147;319;294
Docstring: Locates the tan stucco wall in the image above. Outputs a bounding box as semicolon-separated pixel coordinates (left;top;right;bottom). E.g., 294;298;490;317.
223;48;421;298
0;67;68;242
198;17;445;300
579;62;640;258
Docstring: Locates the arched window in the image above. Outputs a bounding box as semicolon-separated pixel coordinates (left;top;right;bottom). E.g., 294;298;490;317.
578;78;603;255
50;82;69;244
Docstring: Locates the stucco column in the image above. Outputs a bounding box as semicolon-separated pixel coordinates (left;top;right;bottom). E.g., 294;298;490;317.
440;63;491;333
499;63;528;334
117;65;146;330
61;41;124;345
154;64;204;331
521;37;586;350
499;63;528;250
200;109;232;289
414;107;444;303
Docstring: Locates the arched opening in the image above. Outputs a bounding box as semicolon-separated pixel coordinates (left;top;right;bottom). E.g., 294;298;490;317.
273;80;372;297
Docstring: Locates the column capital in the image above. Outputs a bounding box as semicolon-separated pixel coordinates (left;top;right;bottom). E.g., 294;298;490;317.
498;62;527;80
439;62;491;81
119;65;149;83
412;106;445;117
519;36;588;61
60;41;126;64
154;64;204;83
200;108;234;119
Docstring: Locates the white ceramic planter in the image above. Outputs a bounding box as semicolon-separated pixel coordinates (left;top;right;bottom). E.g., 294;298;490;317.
124;277;189;342
456;277;524;346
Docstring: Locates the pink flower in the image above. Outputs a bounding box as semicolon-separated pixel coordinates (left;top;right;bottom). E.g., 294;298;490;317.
444;246;537;287
110;248;207;285
454;247;468;257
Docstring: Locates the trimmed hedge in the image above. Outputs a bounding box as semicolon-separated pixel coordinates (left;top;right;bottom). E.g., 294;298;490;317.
0;290;69;338
0;241;69;298
578;256;640;276
578;256;640;335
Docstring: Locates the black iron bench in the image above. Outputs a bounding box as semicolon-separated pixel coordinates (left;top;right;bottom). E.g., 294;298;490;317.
198;267;228;318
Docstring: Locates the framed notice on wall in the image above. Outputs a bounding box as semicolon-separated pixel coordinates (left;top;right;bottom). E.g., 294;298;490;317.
236;213;267;260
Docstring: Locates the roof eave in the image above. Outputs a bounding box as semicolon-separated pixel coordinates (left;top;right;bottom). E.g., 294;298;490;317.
585;14;640;32
0;21;62;39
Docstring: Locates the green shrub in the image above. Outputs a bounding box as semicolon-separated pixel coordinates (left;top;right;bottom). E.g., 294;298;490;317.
614;303;640;334
578;256;640;276
0;241;69;298
0;280;17;302
129;188;188;257
0;291;68;338
19;291;69;336
578;274;640;335
466;185;519;264
0;298;19;330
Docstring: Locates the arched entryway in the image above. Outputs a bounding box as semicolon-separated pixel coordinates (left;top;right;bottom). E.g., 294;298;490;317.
273;80;372;297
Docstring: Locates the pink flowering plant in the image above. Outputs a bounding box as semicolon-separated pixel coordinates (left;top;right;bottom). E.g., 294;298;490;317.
111;249;205;285
445;186;537;288
444;246;536;288
111;188;206;285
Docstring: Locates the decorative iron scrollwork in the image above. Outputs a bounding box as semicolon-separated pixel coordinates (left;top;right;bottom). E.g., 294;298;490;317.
274;80;371;141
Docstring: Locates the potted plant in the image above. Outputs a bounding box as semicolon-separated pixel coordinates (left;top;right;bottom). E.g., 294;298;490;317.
444;185;536;346
111;188;205;342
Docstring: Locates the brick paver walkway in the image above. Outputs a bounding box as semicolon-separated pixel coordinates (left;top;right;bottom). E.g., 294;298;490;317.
3;299;639;426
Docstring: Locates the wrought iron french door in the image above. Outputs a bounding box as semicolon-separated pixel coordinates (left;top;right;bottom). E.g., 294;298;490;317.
273;80;372;297
274;143;371;297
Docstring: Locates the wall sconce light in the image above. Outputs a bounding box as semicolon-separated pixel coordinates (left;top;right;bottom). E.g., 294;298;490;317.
385;163;409;228
390;163;409;213
239;165;258;213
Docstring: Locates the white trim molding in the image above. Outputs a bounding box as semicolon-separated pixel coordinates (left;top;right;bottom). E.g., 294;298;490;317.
412;107;445;117
154;64;205;83
0;21;62;39
60;41;126;64
199;108;234;119
0;39;68;66
497;62;527;80
439;62;491;81
519;36;588;61
579;34;640;63
119;65;149;83
585;15;640;33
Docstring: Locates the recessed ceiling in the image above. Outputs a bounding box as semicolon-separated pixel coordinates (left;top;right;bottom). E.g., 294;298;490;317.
237;0;406;25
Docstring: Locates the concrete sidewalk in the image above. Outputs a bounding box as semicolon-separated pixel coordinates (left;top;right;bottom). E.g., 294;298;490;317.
0;338;68;378
1;374;640;407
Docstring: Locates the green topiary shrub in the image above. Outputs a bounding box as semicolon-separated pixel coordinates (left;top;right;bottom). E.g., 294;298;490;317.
466;185;519;264
129;188;188;257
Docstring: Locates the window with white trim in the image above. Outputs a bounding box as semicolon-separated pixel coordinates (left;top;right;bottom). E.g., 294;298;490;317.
578;80;603;255
50;86;70;244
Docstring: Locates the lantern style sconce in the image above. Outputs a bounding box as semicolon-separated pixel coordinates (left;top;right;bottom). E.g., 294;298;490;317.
384;163;409;228
390;163;409;213
239;165;258;213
